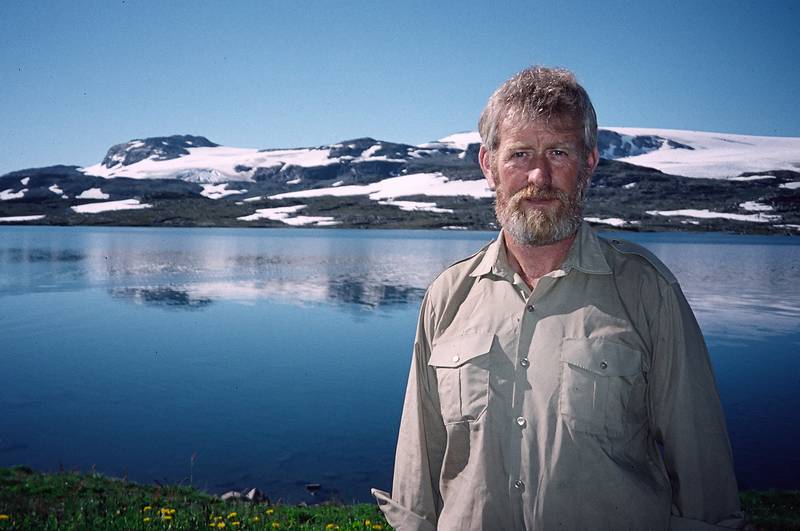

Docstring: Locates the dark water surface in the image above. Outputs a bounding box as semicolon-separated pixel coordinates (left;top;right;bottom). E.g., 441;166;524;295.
1;226;798;501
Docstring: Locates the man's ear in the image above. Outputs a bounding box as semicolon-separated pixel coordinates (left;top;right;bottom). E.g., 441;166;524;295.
479;145;497;190
586;146;600;175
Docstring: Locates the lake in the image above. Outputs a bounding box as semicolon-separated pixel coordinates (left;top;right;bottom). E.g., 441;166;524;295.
0;225;798;502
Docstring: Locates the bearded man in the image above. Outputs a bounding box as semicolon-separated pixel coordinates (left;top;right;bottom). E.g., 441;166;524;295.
372;66;744;530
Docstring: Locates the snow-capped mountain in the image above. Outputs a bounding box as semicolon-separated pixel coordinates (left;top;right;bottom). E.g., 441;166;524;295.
1;128;798;234
81;136;462;184
78;128;800;184
433;128;800;179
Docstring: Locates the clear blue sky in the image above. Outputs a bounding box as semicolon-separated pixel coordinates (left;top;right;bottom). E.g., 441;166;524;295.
1;0;798;175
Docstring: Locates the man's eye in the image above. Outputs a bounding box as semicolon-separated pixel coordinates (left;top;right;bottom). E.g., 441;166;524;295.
549;149;567;157
512;151;528;158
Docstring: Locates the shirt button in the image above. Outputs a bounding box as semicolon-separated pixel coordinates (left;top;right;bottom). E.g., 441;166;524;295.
514;479;525;491
526;304;535;312
452;355;460;363
516;417;527;428
600;361;608;370
520;358;530;368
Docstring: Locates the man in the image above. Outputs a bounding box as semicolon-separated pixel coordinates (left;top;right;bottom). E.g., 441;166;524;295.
372;66;744;530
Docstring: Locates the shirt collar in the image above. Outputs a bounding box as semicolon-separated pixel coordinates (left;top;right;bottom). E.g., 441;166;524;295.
470;222;611;279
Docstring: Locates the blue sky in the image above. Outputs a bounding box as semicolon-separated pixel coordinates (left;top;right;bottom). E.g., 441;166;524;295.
1;0;798;175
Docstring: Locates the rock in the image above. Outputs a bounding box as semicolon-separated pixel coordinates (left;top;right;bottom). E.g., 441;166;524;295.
220;488;269;504
245;488;264;502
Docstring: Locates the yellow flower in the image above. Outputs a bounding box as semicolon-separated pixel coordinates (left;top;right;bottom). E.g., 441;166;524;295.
227;512;238;519
265;508;275;515
372;525;383;530
143;506;152;512
364;520;371;526
216;523;226;529
143;517;152;522
272;523;281;529
251;516;261;522
326;524;336;530
162;515;173;521
0;514;9;520
214;516;224;521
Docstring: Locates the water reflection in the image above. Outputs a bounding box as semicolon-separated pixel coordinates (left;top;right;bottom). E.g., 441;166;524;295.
1;248;86;263
108;279;427;311
3;227;798;325
109;287;214;310
0;227;476;310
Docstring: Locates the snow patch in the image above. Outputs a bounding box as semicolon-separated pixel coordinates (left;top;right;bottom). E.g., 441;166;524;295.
739;201;773;212
200;183;247;199
76;188;110;200
286;178;302;185
646;209;781;223
606;127;800;178
378;200;454;213
1;188;27;200
82;145;336;180
360;144;382;158
237;204;338;226
20;177;30;185
584;217;637;227
48;184;68;198
729;175;776;181
0;215;45;222
779;182;800;190
435;131;482;150
270;172;493;201
72;199;152;214
623;182;637;189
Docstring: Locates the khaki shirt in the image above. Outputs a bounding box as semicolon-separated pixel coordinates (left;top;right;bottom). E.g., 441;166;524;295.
373;223;744;531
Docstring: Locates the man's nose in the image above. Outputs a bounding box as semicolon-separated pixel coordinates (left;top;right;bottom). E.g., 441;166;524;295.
526;159;552;187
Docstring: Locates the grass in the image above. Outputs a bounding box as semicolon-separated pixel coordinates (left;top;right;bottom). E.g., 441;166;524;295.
1;466;799;530
0;466;388;530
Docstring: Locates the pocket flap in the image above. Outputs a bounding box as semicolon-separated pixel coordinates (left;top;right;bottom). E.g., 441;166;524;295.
429;333;494;368
561;338;642;376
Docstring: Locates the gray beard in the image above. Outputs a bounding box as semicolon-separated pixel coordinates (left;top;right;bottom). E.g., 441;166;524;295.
495;181;586;246
502;204;583;246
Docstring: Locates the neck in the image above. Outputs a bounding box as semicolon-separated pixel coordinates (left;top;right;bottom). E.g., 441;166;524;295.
503;229;577;289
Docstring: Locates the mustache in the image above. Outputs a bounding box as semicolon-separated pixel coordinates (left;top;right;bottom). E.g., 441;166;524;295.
510;185;570;203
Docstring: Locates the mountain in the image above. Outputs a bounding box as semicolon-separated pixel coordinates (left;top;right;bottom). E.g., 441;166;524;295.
1;129;798;234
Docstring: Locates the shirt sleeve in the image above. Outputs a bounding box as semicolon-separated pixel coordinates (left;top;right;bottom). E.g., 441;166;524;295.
647;279;745;530
373;291;446;531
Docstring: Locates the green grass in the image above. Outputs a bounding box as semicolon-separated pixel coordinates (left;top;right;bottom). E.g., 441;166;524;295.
0;467;388;530
1;466;799;530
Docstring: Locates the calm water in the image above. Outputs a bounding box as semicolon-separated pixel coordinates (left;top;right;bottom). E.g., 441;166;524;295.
0;226;798;501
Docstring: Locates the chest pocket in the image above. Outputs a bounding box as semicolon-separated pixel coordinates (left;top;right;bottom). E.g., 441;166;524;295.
429;333;494;424
559;338;644;436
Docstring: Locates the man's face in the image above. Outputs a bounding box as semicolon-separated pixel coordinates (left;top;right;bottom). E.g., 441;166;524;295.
479;117;599;246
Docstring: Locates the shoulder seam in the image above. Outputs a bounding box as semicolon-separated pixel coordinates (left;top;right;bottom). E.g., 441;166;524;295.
430;239;494;284
601;236;678;285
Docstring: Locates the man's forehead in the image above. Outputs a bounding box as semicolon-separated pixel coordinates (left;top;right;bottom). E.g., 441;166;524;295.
498;116;583;144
